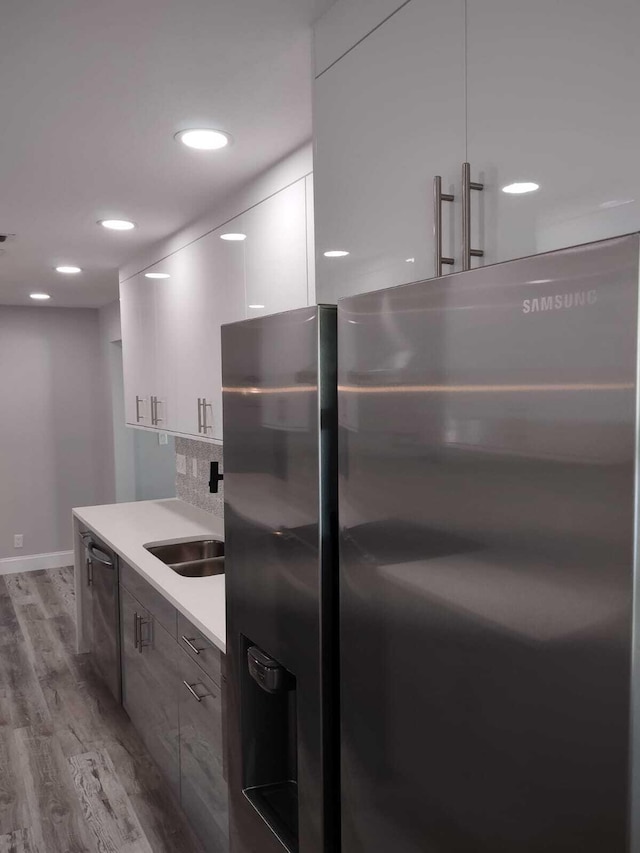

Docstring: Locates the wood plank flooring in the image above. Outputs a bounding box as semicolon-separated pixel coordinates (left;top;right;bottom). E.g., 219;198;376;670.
0;568;206;853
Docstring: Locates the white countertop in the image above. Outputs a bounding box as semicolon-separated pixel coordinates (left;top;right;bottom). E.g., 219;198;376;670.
73;498;226;653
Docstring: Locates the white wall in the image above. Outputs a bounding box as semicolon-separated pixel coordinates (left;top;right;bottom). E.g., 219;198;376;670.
0;306;110;559
98;299;122;504
134;430;176;501
110;340;136;503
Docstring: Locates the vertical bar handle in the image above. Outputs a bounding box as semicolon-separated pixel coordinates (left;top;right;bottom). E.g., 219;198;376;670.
138;615;144;653
202;399;213;433
462;162;484;271
154;398;165;424
197;398;203;434
433;176;455;277
134;611;139;649
135;396;146;423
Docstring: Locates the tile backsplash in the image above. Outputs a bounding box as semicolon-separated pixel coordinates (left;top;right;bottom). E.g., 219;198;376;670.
175;437;224;518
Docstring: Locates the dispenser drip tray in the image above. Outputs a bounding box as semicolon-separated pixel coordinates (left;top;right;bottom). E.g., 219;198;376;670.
244;781;299;853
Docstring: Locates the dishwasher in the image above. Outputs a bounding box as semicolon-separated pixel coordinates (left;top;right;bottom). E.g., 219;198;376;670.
81;532;121;703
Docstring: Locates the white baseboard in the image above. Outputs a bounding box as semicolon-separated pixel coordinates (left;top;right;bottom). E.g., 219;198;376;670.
0;550;74;576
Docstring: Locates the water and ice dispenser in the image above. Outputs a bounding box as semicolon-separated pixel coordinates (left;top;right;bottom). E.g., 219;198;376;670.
242;641;298;852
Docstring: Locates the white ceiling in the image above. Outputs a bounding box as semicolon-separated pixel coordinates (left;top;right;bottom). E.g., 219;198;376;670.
0;0;334;308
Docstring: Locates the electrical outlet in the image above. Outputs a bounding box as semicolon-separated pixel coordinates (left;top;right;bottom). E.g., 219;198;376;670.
158;432;168;446
176;453;186;475
192;458;198;478
14;534;23;549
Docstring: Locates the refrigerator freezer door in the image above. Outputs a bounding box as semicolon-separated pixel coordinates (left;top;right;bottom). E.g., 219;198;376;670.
223;305;338;853
338;234;640;852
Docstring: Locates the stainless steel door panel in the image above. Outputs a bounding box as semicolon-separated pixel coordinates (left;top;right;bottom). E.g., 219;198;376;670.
223;306;338;853
89;538;121;703
338;235;640;852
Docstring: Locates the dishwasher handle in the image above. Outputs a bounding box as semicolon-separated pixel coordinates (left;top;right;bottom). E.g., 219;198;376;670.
87;544;114;568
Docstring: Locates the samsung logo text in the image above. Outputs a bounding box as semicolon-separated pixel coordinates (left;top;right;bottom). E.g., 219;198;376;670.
523;290;597;314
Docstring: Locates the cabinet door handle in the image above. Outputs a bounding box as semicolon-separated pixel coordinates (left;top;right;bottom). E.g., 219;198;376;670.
138;615;151;652
87;544;113;568
462;162;484;271
183;680;212;703
197;398;203;434
135;396;146;423
151;395;161;426
154;398;165;424
202;399;213;433
87;558;93;587
433;175;455;277
134;611;139;649
181;635;202;655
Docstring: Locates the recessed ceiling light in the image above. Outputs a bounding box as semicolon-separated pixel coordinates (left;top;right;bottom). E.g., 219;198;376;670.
98;219;136;231
324;250;350;258
220;233;247;241
55;265;82;274
175;129;231;151
406;257;416;263
248;304;265;309
502;182;540;195
30;293;50;300
144;272;171;279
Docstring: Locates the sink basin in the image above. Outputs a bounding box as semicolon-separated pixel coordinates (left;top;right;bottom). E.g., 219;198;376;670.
168;556;225;578
146;539;225;578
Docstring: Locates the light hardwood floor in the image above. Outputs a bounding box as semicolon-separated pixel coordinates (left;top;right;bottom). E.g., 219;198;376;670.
0;568;207;853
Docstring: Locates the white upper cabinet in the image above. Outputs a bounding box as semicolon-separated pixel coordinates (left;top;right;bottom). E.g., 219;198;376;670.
120;175;313;441
243;179;310;318
466;0;640;266
121;274;156;427
314;0;467;303
171;225;246;442
152;271;180;433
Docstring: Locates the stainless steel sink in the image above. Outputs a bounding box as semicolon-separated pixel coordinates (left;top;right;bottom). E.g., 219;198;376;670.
146;539;225;578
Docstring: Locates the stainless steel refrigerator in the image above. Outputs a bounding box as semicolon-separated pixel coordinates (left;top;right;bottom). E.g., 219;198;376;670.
338;233;640;852
222;305;339;853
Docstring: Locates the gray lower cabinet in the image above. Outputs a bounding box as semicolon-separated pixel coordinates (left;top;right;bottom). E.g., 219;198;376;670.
120;584;181;797
179;651;229;853
120;568;229;851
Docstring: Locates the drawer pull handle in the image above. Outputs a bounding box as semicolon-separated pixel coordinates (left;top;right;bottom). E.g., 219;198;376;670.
181;635;202;655
183;680;212;703
134;611;139;649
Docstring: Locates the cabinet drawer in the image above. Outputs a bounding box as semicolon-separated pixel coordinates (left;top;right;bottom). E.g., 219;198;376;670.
177;612;223;687
179;652;228;852
120;560;177;638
